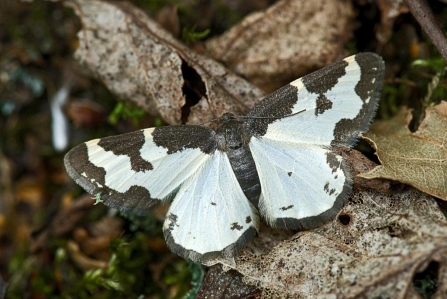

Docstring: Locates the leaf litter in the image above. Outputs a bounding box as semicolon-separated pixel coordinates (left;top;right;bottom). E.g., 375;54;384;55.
63;0;265;125
226;187;447;298
359;101;447;200
206;0;355;93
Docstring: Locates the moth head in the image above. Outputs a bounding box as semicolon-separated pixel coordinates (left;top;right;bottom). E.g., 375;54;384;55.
219;112;239;123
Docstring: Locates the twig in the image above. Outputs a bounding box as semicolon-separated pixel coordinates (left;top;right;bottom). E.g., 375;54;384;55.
405;0;447;62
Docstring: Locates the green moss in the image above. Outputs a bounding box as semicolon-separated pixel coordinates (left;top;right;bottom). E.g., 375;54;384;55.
108;101;146;125
181;27;210;45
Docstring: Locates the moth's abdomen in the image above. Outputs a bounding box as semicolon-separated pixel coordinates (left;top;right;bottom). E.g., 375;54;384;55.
226;143;261;206
217;117;261;206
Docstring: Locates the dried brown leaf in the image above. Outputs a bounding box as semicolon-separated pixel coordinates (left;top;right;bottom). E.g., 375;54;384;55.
340;148;395;194
63;0;264;124
206;0;354;92
359;102;447;200
65;98;106;128
227;188;447;298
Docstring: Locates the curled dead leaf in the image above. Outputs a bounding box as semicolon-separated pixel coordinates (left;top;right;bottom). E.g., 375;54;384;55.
339;148;395;194
358;102;447;200
63;0;264;125
65;98;106;128
206;0;354;92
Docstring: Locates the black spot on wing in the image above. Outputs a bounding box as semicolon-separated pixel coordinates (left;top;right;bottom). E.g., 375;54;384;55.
301;59;348;94
243;84;298;137
331;53;384;147
166;213;178;232
246;216;252;224
64;143;159;215
98;130;153;172
211;202;217;206
280;205;294;211
287;172;292;177
315;94;333;116
325;152;342;174
324;182;336;195
152;125;217;154
231;222;243;231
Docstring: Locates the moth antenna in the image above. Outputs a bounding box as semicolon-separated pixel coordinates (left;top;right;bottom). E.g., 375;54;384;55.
197;109;307;125
239;109;306;120
195;117;221;127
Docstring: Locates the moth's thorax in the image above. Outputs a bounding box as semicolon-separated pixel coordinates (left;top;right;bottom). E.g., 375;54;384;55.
216;113;250;152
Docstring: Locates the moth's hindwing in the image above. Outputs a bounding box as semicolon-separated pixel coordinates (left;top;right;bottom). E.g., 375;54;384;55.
64;125;259;263
163;150;259;263
243;52;384;229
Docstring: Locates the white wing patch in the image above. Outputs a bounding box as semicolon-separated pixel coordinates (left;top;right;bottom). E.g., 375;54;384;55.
249;137;348;228
267;57;364;146
164;151;259;261
85;128;208;201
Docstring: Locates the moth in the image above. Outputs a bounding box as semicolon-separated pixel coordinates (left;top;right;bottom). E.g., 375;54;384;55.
65;52;384;264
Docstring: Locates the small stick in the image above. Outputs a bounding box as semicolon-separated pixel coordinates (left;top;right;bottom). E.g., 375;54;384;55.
405;0;447;62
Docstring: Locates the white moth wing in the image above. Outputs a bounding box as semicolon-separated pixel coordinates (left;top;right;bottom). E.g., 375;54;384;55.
253;55;382;147
85;136;206;199
163;151;259;263
65;125;259;262
249;138;349;228
244;53;384;229
64;126;218;215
